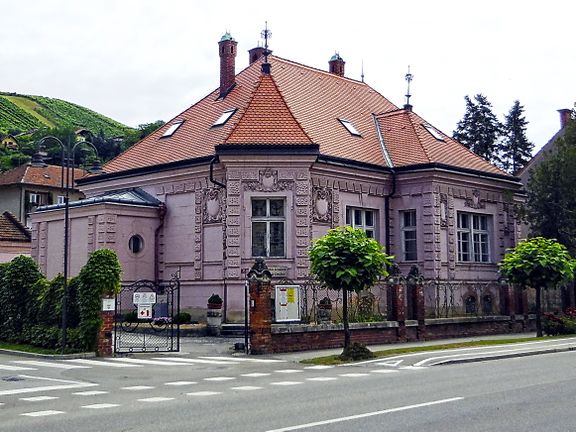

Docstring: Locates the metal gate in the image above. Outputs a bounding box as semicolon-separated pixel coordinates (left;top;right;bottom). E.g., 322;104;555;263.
114;277;180;353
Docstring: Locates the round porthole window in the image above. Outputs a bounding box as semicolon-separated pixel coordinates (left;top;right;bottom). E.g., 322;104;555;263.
129;235;144;254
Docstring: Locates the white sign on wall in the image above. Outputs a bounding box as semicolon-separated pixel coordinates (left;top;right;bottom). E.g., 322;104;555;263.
133;292;156;305
102;298;115;312
274;285;300;322
137;304;152;320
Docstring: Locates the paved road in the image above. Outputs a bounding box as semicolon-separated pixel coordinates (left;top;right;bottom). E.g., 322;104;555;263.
1;337;576;431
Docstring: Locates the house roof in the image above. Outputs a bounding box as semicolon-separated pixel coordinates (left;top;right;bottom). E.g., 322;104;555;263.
102;54;509;178
0;164;87;189
0;211;31;242
35;187;162;212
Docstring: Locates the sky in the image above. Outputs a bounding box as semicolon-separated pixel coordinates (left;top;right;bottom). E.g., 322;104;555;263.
1;0;574;153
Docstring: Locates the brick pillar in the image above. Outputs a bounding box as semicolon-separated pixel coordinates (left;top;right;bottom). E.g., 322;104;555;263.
248;258;273;355
97;296;114;357
388;281;406;341
414;282;426;340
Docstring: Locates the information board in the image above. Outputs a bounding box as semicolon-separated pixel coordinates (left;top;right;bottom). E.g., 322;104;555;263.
274;285;300;322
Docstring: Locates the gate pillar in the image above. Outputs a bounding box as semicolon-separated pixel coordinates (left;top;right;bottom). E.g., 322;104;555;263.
248;258;273;355
98;295;114;357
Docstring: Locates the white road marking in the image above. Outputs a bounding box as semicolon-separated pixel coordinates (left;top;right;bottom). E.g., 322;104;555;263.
186;391;222;396
270;381;303;386
165;381;197;386
374;360;404;367
338;373;369;378
274;369;303;374
241;372;271;377
371;369;400;374
204;376;235;382
12;360;90;369
200;356;285;363
152;357;237;365
0;375;97;396
231;386;263;391
138;397;175;403
108;358;188;366
0;364;36;371
21;410;65;417
65;359;140;368
399;366;428;370
20;396;59;402
81;403;120;409
121;385;155;391
303;365;334;370
264;397;465;432
306;377;338;382
73;390;109;396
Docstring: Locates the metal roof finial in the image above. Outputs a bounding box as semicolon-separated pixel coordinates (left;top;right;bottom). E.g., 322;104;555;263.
361;60;365;83
404;65;413;110
261;21;272;63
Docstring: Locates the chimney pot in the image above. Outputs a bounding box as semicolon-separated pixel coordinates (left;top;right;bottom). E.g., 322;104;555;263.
329;53;345;77
558;108;572;129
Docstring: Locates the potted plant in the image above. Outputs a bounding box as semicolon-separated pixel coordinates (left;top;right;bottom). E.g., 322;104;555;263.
207;293;223;309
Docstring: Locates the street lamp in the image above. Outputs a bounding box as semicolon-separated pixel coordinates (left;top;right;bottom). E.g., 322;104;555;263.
32;135;103;353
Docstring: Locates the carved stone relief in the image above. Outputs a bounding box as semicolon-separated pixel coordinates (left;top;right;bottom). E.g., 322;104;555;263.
312;187;332;223
440;193;448;228
464;189;485;209
243;168;293;192
203;188;222;224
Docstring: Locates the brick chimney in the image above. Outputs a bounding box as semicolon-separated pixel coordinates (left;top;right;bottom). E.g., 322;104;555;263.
249;46;267;65
558;108;572;129
219;32;238;98
329;53;345;77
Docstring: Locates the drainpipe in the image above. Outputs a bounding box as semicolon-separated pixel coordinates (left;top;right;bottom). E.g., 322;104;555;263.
209;157;228;321
384;169;397;255
154;203;167;283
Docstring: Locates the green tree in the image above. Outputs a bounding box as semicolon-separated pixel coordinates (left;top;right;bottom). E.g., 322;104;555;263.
308;226;393;354
453;94;502;164
527;122;576;255
500;237;575;336
499;100;533;174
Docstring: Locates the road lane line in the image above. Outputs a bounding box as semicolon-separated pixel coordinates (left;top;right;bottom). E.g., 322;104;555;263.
265;397;464;431
20;396;59;402
81;403;120;409
204;376;235;382
153;357;237;365
21;410;65;417
65;359;140;368
241;372;271;377
304;365;334;370
0;375;97;396
0;364;37;371
165;381;197;386
108;358;188;366
274;369;303;374
12;360;90;369
270;381;303;386
186;391;221;396
138;397;175;402
73;391;109;396
306;377;338;382
231;386;263;391
121;385;155;391
200;356;285;363
338;373;369;378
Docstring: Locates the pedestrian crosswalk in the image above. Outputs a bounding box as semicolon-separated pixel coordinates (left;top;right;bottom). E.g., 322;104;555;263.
0;355;286;372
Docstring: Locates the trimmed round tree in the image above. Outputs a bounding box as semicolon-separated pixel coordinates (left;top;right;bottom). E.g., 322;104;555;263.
309;226;393;355
500;237;575;336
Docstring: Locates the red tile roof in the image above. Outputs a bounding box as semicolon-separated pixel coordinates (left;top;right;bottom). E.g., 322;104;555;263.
103;54;510;177
0;211;31;242
0;164;87;188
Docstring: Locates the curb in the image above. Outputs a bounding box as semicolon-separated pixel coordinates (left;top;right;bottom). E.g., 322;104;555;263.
433;346;576;366
0;348;96;360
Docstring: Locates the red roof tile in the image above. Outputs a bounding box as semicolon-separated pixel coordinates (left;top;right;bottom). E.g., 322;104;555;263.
224;73;313;145
0;211;31;242
103;54;510;178
0;164;88;188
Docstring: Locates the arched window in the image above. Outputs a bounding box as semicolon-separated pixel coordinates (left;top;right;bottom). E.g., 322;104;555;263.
129;235;144;254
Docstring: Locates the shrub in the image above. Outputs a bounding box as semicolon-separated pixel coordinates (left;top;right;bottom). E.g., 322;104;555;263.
339;342;375;361
543;312;576;336
208;293;223;305
173;312;192;324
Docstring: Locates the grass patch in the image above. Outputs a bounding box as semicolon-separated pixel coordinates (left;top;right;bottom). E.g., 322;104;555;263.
0;341;83;355
300;336;565;365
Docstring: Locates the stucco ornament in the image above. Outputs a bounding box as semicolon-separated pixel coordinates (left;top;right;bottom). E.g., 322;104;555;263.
464;189;485;209
244;168;293;192
203;188;222;223
312;187;332;223
440;193;448;228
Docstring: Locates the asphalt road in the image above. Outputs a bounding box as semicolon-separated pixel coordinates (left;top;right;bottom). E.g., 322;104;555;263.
1;341;576;432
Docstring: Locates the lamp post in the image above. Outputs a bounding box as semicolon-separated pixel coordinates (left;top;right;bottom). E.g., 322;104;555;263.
32;135;103;353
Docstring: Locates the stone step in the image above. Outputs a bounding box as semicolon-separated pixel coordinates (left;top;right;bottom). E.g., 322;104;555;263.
221;323;248;337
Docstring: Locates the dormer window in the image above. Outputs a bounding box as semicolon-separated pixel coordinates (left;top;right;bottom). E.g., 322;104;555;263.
161;121;184;138
338;118;361;137
212;109;237;127
422;123;444;141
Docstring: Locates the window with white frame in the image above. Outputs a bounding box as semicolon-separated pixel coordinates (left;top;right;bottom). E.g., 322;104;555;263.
29;193;40;204
251;198;285;257
457;212;491;263
401;210;417;261
57;195;65;204
345;207;375;238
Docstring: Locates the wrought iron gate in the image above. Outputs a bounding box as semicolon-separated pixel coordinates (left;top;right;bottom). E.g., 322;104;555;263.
114;277;180;353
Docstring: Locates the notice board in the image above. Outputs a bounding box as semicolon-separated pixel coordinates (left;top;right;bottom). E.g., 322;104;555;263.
274;285;300;322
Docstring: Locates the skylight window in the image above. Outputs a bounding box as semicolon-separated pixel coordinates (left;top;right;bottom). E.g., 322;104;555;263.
161;121;183;138
338;119;362;137
212;108;237;127
422;123;444;141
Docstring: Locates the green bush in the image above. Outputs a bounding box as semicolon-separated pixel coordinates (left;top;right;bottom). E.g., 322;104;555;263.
173;312;192;324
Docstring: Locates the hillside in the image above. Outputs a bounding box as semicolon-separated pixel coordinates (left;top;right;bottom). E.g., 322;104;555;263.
0;92;134;137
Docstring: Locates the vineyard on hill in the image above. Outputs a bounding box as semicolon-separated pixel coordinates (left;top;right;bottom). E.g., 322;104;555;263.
0;92;133;137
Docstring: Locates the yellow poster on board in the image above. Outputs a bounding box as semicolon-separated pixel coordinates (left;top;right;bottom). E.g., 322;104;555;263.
287;288;295;304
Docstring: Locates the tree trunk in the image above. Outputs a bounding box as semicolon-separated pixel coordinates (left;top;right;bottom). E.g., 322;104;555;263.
535;286;542;337
343;289;350;350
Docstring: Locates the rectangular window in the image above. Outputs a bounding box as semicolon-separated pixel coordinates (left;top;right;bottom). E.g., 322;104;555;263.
57;195;65;204
161;121;183;137
251;198;285;257
457;212;491;263
345;207;375;238
29;193;39;204
401;210;417;261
